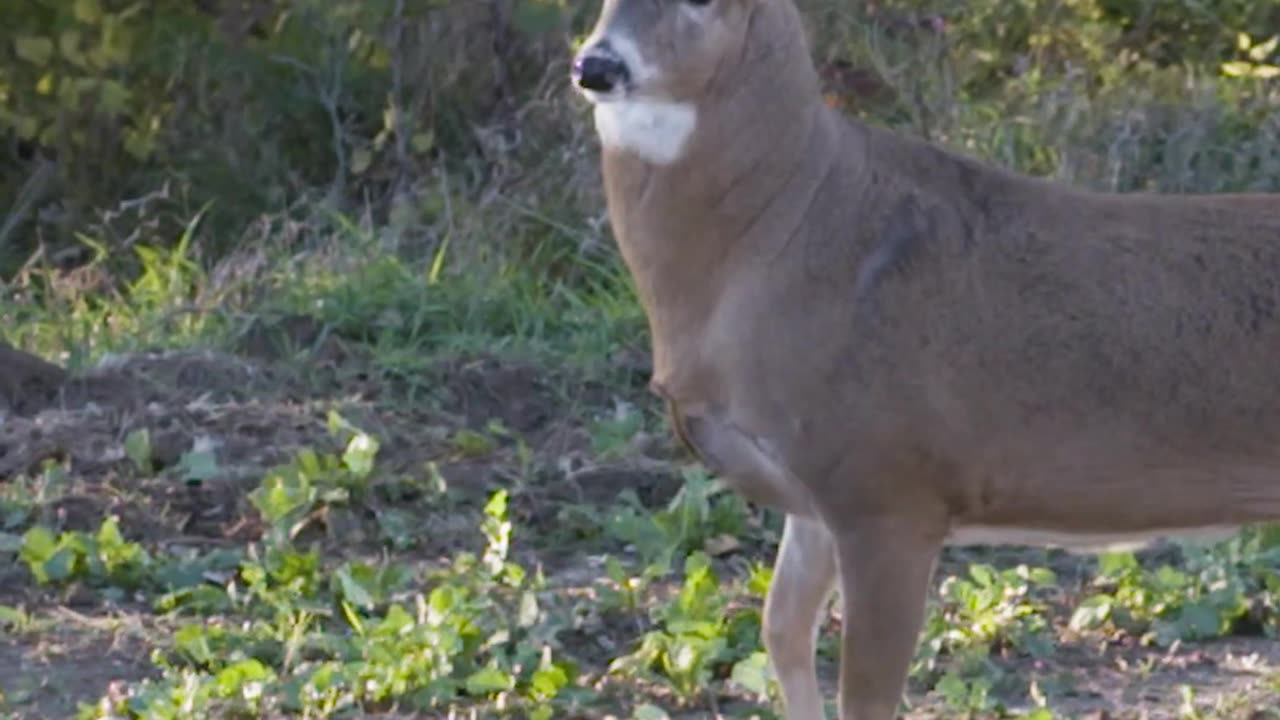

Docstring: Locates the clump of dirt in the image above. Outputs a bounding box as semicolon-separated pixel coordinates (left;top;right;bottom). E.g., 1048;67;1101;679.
440;356;556;434
1;345;277;478
0;343;344;544
0;342;69;416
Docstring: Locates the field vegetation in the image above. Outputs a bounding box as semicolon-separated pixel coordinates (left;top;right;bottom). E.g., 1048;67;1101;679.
2;0;1280;717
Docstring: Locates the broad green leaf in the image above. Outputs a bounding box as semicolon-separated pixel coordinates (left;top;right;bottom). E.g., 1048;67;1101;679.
729;651;773;697
12;113;39;140
1222;61;1257;78
411;131;435;154
464;666;514;695
59;30;86;67
1019;565;1057;585
42;547;77;583
969;564;996;588
174;624;216;665
350;148;373;175
633;704;671;720
124;428;153;474
20;526;57;565
98;79;130;114
124;127;156;160
1068;595;1113;631
249;471;316;525
334;565;377;609
518;589;539;627
74;0;103;24
15;37;54;66
528;663;569;701
214;659;273;697
453;429;495;456
1249;35;1279;62
0;605;28;630
342;432;379;477
634;702;675;717
95;516;127;552
1097;551;1138;577
179;448;220;484
1175;602;1223;639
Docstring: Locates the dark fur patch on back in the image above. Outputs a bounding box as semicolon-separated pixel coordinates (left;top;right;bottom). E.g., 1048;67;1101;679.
855;193;933;299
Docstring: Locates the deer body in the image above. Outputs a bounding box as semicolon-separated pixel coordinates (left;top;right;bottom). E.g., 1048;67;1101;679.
571;1;1280;718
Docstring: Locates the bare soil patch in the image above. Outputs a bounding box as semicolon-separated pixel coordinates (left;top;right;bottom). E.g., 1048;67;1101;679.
0;611;158;720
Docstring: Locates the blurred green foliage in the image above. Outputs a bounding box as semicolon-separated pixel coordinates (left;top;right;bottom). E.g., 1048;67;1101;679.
0;0;582;271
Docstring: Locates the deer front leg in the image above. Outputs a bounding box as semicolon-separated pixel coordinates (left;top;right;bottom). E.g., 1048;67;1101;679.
832;514;942;720
764;513;837;720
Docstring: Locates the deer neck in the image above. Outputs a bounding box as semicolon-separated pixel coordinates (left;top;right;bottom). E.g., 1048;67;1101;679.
599;29;843;385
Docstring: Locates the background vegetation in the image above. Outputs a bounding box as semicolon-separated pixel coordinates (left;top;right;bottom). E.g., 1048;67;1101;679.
2;0;1280;718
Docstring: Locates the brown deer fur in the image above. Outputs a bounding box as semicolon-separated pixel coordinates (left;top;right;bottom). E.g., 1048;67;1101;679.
570;1;1280;718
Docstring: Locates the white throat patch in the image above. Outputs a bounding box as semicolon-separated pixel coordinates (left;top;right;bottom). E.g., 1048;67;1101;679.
593;99;698;166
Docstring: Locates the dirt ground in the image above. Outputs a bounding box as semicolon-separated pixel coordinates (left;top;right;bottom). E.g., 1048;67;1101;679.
1;340;1278;719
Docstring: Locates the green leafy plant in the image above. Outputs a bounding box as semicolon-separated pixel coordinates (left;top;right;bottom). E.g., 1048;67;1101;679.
609;551;762;704
928;563;1057;657
1068;537;1269;646
604;467;751;571
20;515;153;590
247;412;379;544
1222;33;1280;79
123;427;153;474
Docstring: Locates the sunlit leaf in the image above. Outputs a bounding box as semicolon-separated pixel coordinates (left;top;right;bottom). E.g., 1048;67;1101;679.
1249;35;1279;62
464;666;514;695
343;432;379;477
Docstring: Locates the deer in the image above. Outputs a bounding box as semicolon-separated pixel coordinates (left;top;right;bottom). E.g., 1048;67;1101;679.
568;1;1280;718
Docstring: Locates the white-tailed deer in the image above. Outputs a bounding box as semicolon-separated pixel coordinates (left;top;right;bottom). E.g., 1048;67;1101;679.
569;1;1280;718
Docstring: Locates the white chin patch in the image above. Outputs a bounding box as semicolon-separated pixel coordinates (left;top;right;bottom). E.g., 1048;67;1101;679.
593;99;698;166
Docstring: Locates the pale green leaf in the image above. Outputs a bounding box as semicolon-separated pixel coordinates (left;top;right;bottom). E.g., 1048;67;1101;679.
464;667;514;695
729;652;773;698
74;0;103;24
124;428;152;474
179;448;220;484
14;36;54;66
1222;61;1250;77
1249;35;1279;62
633;704;671;720
98;79;130;114
343;432;379;477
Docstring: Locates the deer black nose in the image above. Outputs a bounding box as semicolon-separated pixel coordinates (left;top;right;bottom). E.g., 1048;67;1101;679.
574;52;629;93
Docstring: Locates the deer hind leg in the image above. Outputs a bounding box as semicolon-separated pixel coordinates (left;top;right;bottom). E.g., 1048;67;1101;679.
764;513;837;720
833;514;943;720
